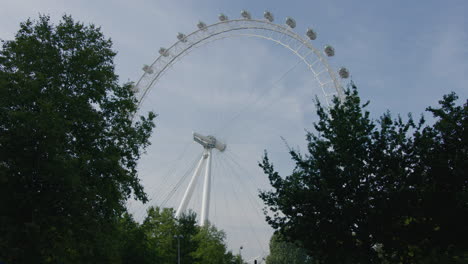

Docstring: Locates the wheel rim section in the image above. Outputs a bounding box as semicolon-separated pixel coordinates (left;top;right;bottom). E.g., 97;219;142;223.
133;19;344;109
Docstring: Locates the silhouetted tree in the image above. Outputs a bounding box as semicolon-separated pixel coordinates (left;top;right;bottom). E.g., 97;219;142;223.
0;15;155;263
260;85;467;263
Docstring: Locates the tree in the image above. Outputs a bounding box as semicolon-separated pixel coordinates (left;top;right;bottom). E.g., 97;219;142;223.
0;15;155;263
259;85;467;263
266;233;314;264
380;92;468;263
136;206;242;264
178;210;200;264
191;223;244;264
141;207;178;263
118;213;156;264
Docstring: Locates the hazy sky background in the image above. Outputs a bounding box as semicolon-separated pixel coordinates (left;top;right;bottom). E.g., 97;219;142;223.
2;0;467;261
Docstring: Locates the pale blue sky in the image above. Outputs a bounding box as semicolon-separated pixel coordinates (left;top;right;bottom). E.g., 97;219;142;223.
2;0;466;114
2;0;467;261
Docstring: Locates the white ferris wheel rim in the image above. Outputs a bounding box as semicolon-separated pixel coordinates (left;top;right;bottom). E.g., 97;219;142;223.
133;16;348;110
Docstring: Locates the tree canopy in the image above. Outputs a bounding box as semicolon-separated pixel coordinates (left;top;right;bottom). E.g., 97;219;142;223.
0;15;155;262
119;207;244;264
260;85;467;264
265;233;314;264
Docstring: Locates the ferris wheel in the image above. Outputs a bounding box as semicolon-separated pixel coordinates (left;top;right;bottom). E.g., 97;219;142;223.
130;10;350;262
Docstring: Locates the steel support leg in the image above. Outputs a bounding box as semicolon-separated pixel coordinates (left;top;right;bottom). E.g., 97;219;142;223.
175;150;207;218
200;148;212;226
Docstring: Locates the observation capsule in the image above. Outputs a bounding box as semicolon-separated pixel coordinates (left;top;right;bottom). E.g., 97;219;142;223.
324;45;335;57
197;21;207;30
142;64;154;74
177;32;187;43
338;67;350;79
306;28;317;40
218;13;228;21
241;10;251;19
264;11;274;22
159;47;169;57
285;17;296;28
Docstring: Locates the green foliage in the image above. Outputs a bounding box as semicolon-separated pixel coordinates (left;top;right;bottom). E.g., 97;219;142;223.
119;213;157;264
260;85;468;264
190;222;245;264
178;210;200;263
142;207;178;263
124;207;243;264
0;15;155;263
266;233;314;264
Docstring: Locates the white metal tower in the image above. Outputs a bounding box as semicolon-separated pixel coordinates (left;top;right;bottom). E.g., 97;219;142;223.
175;132;226;226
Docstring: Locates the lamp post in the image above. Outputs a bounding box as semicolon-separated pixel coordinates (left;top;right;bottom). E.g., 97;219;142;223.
174;234;184;264
238;246;243;264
